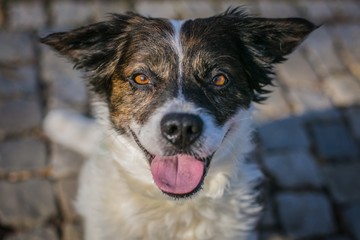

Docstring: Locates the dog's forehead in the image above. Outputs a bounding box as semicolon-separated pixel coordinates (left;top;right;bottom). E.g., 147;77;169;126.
122;17;242;81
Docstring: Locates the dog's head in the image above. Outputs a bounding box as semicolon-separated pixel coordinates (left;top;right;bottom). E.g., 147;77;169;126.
41;8;316;198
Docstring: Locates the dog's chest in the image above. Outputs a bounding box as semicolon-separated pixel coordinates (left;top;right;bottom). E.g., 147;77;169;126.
78;154;258;240
106;192;250;240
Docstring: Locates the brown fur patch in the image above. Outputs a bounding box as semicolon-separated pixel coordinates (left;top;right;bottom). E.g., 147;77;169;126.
108;18;179;133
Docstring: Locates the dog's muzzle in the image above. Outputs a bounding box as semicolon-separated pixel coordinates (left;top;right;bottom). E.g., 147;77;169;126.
131;113;213;199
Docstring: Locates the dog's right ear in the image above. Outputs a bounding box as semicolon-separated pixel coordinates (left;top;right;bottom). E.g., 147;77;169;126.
40;14;132;76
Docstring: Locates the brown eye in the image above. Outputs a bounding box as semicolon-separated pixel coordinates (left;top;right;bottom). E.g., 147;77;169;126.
133;74;151;85
211;74;228;87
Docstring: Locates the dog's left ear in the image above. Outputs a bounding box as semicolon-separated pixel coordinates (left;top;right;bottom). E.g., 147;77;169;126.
40;14;134;94
240;17;318;64
40;14;134;78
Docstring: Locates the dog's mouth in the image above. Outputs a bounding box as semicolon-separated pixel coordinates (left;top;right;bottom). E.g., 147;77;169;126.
130;129;212;198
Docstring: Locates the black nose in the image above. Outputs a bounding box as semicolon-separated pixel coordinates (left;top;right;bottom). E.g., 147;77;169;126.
160;113;203;148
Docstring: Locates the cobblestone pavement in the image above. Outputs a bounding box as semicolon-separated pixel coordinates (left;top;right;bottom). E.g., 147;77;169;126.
0;0;360;239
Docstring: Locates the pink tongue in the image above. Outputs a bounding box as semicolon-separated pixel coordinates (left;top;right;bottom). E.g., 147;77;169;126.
150;155;204;195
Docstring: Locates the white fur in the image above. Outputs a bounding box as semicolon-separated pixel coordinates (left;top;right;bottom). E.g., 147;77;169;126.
170;19;185;98
76;100;263;240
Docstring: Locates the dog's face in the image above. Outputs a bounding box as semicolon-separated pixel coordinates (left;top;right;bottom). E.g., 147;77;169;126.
42;9;315;198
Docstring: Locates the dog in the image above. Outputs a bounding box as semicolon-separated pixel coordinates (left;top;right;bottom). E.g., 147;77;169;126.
41;7;316;240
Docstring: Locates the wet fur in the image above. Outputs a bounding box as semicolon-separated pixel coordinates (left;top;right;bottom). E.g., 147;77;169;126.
41;8;316;240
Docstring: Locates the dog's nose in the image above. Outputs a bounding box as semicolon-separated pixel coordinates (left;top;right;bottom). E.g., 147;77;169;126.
160;113;203;148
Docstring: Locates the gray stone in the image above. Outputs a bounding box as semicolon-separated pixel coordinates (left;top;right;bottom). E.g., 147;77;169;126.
51;144;85;179
257;117;310;150
0;138;47;171
343;205;360;240
136;1;216;19
0;97;42;135
259;232;292;240
286;88;332;115
258;1;299;18
300;107;342;122
62;223;83;240
262;150;322;188
40;46;88;112
93;1;131;21
323;73;360;106
309;121;359;159
322;164;360;204
254;84;292;125
304;27;345;77
8;1;46;30
55;177;80;221
298;1;333;22
259;198;276;227
52;1;95;28
178;1;216;19
5;227;58;240
0;180;56;228
219;2;259;15
0;4;4;27
346;107;360;140
135;1;182;18
341;1;360;19
276;192;336;238
0;65;38;97
0;32;34;63
332;24;360;77
276;51;332;114
135;0;216;19
277;51;320;91
327;1;360;20
325;237;352;240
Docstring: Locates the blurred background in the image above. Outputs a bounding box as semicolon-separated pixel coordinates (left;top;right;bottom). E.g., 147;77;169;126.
0;0;360;239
